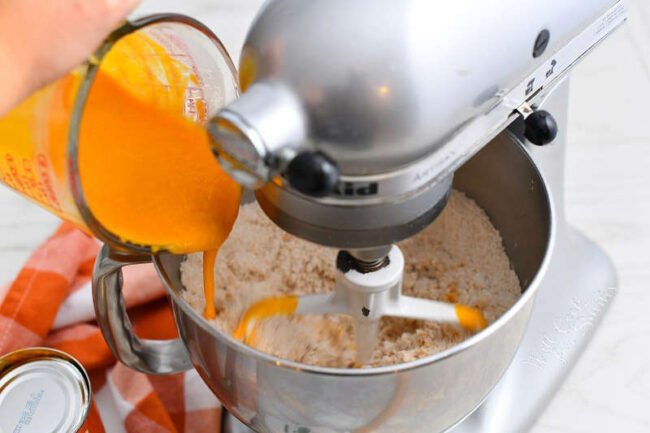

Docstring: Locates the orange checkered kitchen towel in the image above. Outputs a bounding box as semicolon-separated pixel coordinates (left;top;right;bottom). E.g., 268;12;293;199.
0;223;222;433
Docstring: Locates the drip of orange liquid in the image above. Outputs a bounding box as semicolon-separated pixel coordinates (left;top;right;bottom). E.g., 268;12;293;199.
203;250;218;319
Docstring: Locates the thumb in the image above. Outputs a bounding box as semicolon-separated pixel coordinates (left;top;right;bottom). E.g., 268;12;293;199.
0;0;141;116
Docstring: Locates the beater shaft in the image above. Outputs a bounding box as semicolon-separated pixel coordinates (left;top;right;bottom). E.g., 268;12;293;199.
354;319;380;366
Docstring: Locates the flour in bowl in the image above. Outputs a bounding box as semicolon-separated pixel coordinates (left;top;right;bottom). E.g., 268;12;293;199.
180;190;521;368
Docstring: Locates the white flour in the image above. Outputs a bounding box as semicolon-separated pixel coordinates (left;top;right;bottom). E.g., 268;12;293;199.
180;190;521;367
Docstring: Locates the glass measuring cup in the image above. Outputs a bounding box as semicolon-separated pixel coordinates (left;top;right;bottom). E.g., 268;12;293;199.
0;14;240;253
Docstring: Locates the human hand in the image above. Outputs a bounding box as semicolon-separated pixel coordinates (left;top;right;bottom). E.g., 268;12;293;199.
0;0;140;116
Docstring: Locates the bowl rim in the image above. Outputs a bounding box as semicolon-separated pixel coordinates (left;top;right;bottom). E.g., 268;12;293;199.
153;137;556;377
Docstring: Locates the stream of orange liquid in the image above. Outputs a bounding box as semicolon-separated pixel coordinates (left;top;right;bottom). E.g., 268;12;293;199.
202;250;218;319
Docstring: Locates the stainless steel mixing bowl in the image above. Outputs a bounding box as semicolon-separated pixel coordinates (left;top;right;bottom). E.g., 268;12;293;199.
93;131;553;433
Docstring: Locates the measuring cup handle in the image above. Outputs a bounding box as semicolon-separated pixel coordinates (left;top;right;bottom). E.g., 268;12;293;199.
93;245;193;374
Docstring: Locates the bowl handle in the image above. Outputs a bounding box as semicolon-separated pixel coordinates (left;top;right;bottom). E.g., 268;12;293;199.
92;245;193;374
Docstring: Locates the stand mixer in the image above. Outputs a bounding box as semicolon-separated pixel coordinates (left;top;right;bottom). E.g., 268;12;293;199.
92;0;628;432
208;0;626;429
216;0;624;391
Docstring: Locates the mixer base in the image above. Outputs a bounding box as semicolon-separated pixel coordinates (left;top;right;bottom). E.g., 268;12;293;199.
221;225;617;433
448;225;617;433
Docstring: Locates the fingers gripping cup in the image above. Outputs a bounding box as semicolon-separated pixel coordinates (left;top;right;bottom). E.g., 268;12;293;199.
0;15;241;254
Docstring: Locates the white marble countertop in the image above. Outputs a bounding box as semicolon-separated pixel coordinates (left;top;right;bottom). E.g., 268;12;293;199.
1;1;648;432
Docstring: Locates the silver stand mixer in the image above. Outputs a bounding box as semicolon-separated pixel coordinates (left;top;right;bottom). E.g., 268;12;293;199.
208;0;627;431
91;0;627;432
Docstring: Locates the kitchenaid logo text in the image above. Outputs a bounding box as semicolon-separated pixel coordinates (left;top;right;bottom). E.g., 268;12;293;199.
414;163;440;183
332;181;378;197
522;287;616;370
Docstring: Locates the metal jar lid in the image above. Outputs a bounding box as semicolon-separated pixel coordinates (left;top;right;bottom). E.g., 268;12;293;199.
0;347;91;433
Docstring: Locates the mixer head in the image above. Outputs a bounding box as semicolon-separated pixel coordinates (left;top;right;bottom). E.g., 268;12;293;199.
207;0;583;250
208;0;472;250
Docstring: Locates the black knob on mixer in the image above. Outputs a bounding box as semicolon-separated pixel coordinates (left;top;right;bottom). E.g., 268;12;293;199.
524;110;558;146
286;151;340;197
